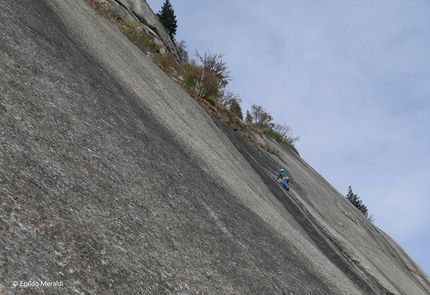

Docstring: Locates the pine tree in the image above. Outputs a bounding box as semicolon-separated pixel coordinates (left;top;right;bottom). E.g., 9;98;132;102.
346;186;369;218
156;0;177;41
229;100;243;120
245;110;253;123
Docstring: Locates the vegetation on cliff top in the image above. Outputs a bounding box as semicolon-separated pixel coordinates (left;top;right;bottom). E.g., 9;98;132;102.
85;0;299;155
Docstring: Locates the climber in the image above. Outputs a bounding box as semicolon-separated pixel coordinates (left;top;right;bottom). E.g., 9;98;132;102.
276;169;287;182
277;169;290;190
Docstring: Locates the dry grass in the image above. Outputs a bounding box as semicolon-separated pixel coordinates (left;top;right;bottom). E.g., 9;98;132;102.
152;54;177;75
85;0;160;54
85;0;119;26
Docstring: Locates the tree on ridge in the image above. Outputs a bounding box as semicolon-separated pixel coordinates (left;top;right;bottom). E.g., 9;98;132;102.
156;0;177;41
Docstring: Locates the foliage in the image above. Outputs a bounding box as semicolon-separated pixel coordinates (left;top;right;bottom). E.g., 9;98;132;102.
176;40;189;62
151;54;177;75
176;51;231;101
85;0;300;157
121;22;161;54
247;123;299;155
346;186;374;222
245;105;299;154
245;110;253;123
199;70;221;100
195;51;231;99
221;91;243;120
229;100;243;120
156;0;178;41
249;104;273;127
273;123;300;145
177;60;200;89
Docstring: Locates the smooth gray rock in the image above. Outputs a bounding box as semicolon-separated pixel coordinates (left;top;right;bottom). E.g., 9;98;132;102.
104;0;180;59
0;0;429;294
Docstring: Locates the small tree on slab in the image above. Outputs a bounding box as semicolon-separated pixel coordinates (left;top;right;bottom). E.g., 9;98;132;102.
346;186;374;222
249;104;273;127
245;110;253;123
194;51;231;99
221;91;243;120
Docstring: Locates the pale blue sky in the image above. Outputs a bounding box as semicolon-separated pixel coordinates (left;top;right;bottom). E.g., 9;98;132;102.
147;0;430;275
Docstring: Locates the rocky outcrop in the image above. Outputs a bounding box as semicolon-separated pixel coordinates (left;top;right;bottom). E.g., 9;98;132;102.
1;0;429;294
103;0;180;59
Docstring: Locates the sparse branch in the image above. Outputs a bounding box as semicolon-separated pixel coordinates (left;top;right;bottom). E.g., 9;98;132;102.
273;122;300;144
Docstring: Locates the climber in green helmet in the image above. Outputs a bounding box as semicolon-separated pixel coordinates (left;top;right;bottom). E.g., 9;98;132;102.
277;169;290;190
277;168;287;182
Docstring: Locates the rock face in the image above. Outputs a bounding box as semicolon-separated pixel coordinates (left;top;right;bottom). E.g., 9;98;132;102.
0;0;429;294
104;0;180;59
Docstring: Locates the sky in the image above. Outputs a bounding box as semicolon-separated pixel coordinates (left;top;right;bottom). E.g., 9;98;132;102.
147;0;430;275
